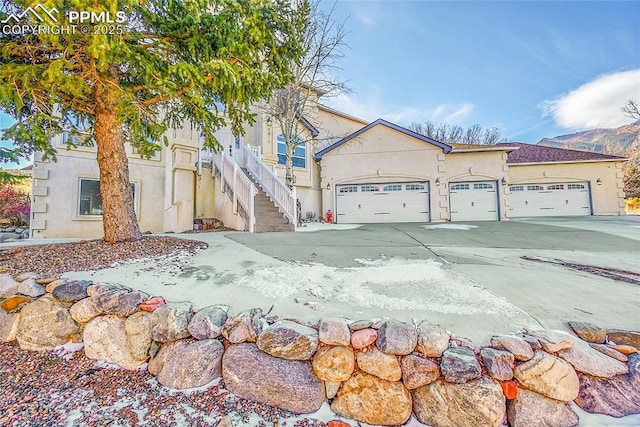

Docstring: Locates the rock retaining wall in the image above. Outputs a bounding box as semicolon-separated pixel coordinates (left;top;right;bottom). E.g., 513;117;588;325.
1;272;640;426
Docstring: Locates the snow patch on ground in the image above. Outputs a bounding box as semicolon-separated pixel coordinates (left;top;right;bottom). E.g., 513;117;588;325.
571;403;640;426
423;224;479;230
237;257;517;315
52;343;84;361
297;223;362;232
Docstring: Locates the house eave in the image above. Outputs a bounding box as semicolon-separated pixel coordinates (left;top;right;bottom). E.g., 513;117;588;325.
508;158;628;166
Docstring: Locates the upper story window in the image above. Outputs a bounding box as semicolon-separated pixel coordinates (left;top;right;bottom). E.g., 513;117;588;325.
383;184;402;192
277;135;306;168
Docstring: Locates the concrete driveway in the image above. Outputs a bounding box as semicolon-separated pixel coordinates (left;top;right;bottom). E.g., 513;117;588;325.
63;216;640;345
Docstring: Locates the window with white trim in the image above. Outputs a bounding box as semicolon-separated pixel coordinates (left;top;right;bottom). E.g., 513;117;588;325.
568;184;585;190
339;186;358;193
474;183;493;190
547;184;564;190
406;184;425;191
383;184;402;191
361;185;380;192
277;135;306;168
78;179;136;216
450;183;470;190
527;185;544;191
509;185;524;192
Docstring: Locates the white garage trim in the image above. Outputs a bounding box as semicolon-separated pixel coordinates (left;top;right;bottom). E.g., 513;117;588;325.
449;180;499;221
508;181;592;217
335;181;430;223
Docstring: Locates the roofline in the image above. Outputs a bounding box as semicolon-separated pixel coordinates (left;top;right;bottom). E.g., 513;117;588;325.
317;103;369;125
315;118;452;161
299;115;319;137
450;146;521;153
508;158;628;166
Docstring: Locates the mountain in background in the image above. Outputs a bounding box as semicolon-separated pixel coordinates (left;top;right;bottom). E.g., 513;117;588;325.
537;120;640;157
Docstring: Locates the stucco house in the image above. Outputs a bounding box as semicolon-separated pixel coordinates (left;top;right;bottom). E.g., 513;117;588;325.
29;98;627;238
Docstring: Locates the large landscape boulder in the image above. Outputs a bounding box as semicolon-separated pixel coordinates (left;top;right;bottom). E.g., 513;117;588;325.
83;315;149;370
222;343;324;414
400;353;440;390
525;329;573;353
312;345;355;382
356;345;402;381
0;273;20;298
331;371;412;426
607;329;640;349
69;297;102;323
557;333;628;378
257;320;318;360
350;328;377;349
440;346;482;383
187;305;227;340
148;339;224;389
574;352;640;417
375;320;417;355
507;388;579;427
490;334;534;361
513;351;579;402
318;318;351;346
125;311;154;361
481;348;514;381
412;377;505;427
17;278;46;298
222;308;265;343
15;295;79;351
51;280;91;303
0;310;20;342
151;301;193;342
416;322;449;357
567;321;606;344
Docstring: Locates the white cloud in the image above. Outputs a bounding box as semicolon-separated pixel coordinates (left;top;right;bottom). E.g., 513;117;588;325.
542;69;640;130
324;94;475;126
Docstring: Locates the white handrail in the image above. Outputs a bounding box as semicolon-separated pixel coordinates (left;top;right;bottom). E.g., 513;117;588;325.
212;150;257;232
243;144;297;227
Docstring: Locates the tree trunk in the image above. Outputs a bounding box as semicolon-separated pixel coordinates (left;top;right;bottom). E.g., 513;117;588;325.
94;109;142;243
285;142;295;189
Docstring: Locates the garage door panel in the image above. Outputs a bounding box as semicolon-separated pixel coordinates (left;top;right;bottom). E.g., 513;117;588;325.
336;182;429;223
509;182;591;217
449;181;499;221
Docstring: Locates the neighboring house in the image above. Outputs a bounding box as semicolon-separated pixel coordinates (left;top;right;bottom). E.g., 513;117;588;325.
29;98;627;238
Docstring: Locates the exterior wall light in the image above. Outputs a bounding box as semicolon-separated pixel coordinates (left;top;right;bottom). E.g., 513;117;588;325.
266;116;272;128
435;178;440;186
501;177;507;186
596;178;602;185
326;182;330;190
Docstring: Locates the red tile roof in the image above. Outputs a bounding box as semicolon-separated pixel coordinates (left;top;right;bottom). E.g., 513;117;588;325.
498;142;626;164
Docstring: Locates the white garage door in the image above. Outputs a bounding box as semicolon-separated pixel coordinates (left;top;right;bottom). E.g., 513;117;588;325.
336;182;429;223
509;182;591;217
449;181;499;221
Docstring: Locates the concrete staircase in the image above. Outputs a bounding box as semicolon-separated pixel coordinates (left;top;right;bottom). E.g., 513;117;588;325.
243;169;295;232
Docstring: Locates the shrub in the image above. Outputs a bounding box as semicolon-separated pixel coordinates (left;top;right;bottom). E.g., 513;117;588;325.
0;186;30;226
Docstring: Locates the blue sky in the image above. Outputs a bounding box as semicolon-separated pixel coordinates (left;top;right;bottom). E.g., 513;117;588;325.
321;0;640;142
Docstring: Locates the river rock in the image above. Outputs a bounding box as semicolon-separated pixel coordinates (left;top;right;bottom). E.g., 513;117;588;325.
416;322;450;357
125;311;153;361
35;277;58;285
401;353;440;389
45;279;66;293
0;310;20;342
608;344;638;355
83;315;148;370
481;348;515;381
0;273;20;298
357;345;402;381
351;328;377;349
375;320;418;355
507;388;579;427
187;305;228;340
257;320;318;360
149;339;224;389
51;280;91;303
69;297;102;323
556;331;628;378
17;278;46;298
567;321;606;344
86;283;124;297
513;351;579;402
413;377;505;427
92;289;146;317
440;346;482;383
222;343;324;414
574;352;640;417
222;308;265;343
525;329;573;353
14;272;37;282
151;301;193;342
331;371;412;426
312;345;355;381
325;380;341;399
589;343;628;362
139;296;166;312
490;335;534;361
16;295;79;351
607;329;640;349
318;318;351;346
